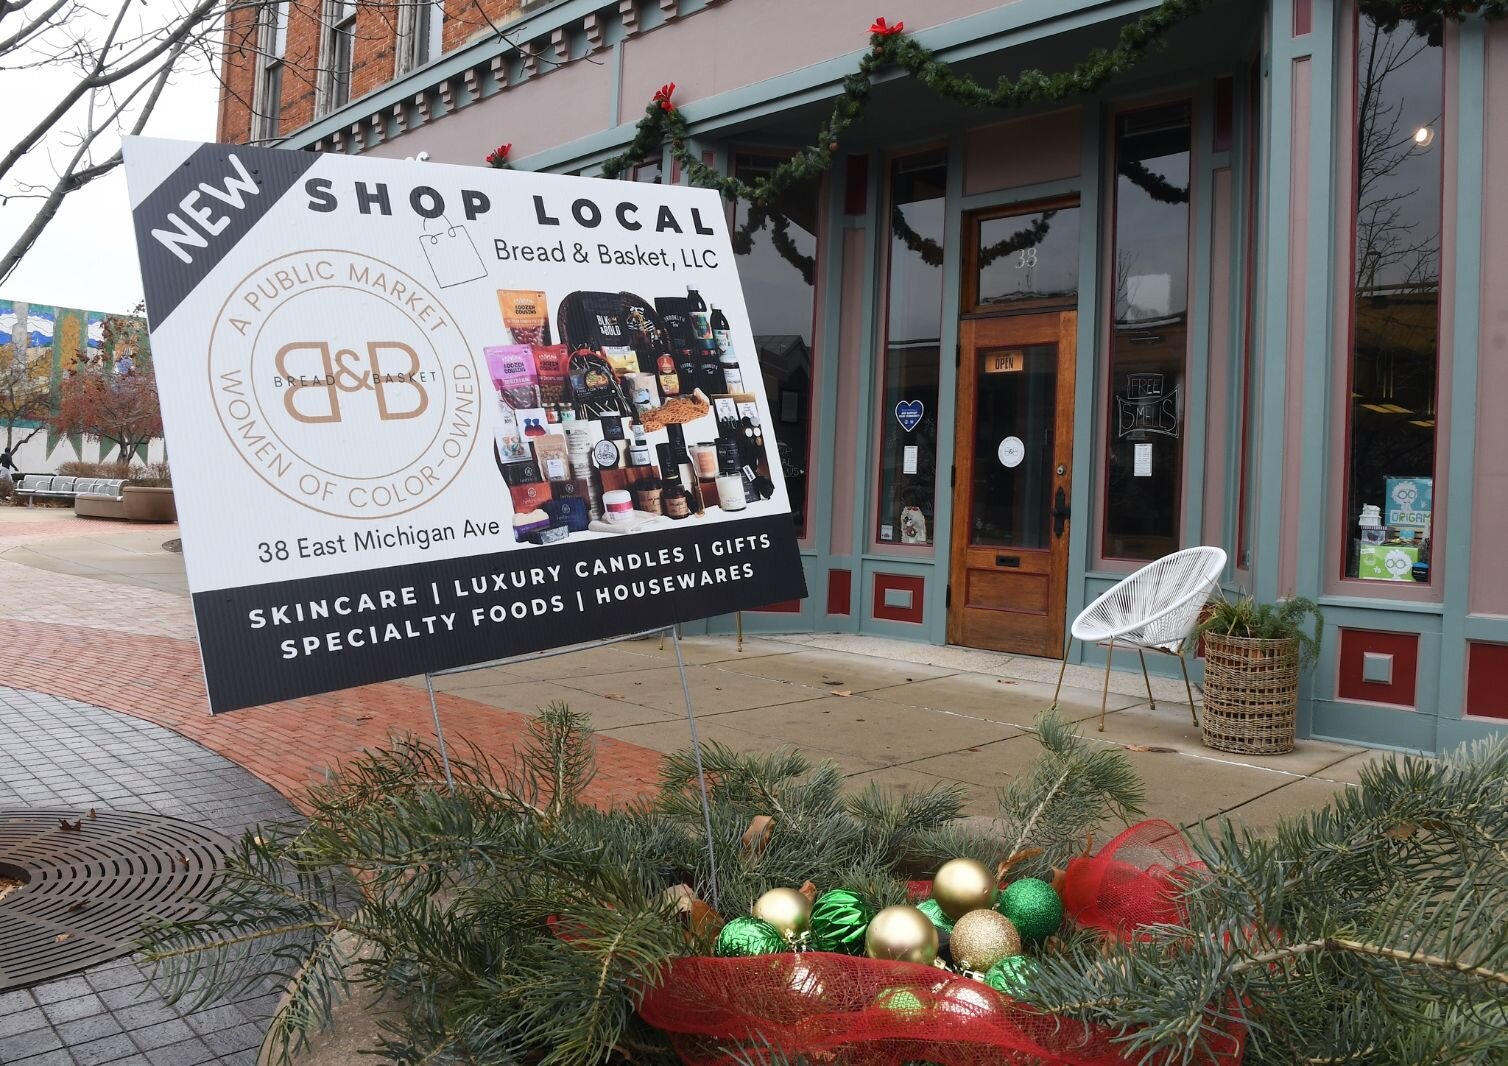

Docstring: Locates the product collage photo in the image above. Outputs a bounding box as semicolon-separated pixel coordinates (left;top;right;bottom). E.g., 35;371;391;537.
487;287;781;546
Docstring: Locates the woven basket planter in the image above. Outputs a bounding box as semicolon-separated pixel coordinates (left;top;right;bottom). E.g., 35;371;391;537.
1200;633;1299;755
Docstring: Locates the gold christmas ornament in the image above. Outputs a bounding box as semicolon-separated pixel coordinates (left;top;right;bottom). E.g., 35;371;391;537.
949;909;1022;972
864;904;939;965
931;858;997;920
752;887;812;939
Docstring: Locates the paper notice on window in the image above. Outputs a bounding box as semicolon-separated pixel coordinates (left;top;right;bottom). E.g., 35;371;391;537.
902;445;918;475
1134;442;1153;477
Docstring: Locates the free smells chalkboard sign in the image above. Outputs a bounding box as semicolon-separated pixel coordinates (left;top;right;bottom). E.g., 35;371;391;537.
123;138;805;713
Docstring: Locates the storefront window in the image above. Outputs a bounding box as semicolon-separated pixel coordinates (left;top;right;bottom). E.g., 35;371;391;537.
731;154;818;535
1103;104;1191;561
875;152;947;546
1343;15;1442;584
972;205;1079;311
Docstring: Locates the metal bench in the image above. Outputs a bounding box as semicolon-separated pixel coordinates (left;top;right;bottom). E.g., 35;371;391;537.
15;475;126;506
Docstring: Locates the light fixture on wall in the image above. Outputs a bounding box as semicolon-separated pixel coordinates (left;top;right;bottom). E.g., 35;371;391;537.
1412;125;1436;149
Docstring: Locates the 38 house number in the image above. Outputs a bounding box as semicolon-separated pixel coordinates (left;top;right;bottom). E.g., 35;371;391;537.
1016;247;1038;268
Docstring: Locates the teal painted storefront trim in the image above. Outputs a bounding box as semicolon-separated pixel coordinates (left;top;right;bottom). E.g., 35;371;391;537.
1437;17;1488;730
1063;103;1108;666
1309;699;1437;752
1252;0;1301;606
921;135;969;644
849;155;884;574
1292;0;1340;602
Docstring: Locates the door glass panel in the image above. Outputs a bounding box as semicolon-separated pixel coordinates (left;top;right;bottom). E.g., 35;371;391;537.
975;207;1080;310
969;344;1056;549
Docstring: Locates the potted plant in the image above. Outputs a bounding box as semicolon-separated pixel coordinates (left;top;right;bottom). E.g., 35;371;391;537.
1191;594;1323;755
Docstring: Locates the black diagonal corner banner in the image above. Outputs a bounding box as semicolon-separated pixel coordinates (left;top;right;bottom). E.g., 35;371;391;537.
191;515;809;713
133;143;321;329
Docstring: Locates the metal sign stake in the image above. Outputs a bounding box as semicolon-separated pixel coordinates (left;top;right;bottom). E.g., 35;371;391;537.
420;624;721;909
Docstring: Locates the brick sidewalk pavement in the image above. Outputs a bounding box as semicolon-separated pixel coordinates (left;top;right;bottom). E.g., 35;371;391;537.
0;518;665;808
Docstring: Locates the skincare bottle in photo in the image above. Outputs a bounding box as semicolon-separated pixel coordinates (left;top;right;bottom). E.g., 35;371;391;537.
716;309;743;394
687;287;712;346
716;437;746;512
657;443;692;519
628;422;652;468
665;423;703;514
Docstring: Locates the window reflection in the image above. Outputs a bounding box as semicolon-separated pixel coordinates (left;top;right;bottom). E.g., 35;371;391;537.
1344;16;1442;583
974;207;1079;310
876;152;948;546
731;154;818;535
1103;104;1191;561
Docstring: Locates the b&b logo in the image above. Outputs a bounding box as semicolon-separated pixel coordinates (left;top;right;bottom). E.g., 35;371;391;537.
274;342;431;423
208;249;480;519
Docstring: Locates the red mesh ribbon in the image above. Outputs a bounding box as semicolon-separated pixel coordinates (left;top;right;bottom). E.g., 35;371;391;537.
1060;820;1205;938
639;953;1242;1065
639;821;1240;1064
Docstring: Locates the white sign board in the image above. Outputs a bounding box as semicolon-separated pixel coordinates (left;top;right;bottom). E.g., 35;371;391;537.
123;138;805;712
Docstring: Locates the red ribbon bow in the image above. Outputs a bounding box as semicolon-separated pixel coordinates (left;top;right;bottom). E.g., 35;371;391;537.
869;17;903;36
653;82;677;113
485;143;511;165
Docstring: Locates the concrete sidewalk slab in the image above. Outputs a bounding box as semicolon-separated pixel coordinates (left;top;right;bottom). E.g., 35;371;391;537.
560;663;827;715
897;733;1059;790
705;693;1024;762
864;672;1142;724
843;764;993;815
708;648;959;692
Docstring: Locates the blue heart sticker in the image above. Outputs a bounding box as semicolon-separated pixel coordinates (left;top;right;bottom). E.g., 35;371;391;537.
895;400;924;433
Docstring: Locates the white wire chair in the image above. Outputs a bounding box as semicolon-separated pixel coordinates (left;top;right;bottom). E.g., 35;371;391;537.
1052;546;1228;731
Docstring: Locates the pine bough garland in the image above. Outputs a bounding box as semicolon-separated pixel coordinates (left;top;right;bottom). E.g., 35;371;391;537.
580;0;1497;207
135;705;1508;1065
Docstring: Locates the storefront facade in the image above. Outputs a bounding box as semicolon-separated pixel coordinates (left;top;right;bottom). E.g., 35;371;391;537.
247;0;1508;751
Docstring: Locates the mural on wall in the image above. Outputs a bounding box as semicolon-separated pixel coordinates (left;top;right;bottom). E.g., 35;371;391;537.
0;298;154;467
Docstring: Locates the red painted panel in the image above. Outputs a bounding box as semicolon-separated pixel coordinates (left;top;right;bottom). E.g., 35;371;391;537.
1293;0;1311;36
1214;76;1235;152
1336;629;1418;708
826;568;853;616
1465;642;1508;720
844;154;869;216
750;599;803;614
872;573;925;625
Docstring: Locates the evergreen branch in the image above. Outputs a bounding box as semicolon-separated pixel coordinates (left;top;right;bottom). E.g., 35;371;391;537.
1232;936;1508;986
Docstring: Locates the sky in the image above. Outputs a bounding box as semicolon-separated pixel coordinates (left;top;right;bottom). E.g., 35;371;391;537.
0;6;218;315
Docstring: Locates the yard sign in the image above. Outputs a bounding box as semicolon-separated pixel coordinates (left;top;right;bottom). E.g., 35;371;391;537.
123;138;805;713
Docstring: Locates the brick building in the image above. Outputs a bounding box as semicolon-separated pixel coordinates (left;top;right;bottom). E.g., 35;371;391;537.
218;1;524;144
212;0;1508;751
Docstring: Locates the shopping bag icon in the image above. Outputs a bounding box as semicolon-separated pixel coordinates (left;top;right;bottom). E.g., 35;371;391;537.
418;217;488;288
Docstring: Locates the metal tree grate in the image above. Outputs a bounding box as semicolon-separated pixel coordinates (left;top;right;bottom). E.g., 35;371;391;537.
0;807;235;991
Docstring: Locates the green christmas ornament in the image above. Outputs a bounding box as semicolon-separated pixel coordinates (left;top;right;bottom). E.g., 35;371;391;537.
714;916;786;957
996;878;1064;943
984;955;1038;997
872;986;927;1019
915;897;955;934
809;889;876;955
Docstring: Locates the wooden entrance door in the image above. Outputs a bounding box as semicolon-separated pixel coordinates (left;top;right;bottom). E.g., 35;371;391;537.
947;312;1077;657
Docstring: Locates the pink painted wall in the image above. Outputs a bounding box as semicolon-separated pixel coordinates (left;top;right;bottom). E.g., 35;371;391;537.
365;57;616;162
1203;167;1234;549
619;0;1015;127
828;227;867;556
1279;57;1310;600
1470;20;1508;615
963;109;1081;196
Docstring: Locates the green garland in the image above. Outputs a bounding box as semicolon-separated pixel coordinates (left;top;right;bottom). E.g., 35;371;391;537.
730;199;817;284
601;0;1214;195
594;0;1500;209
